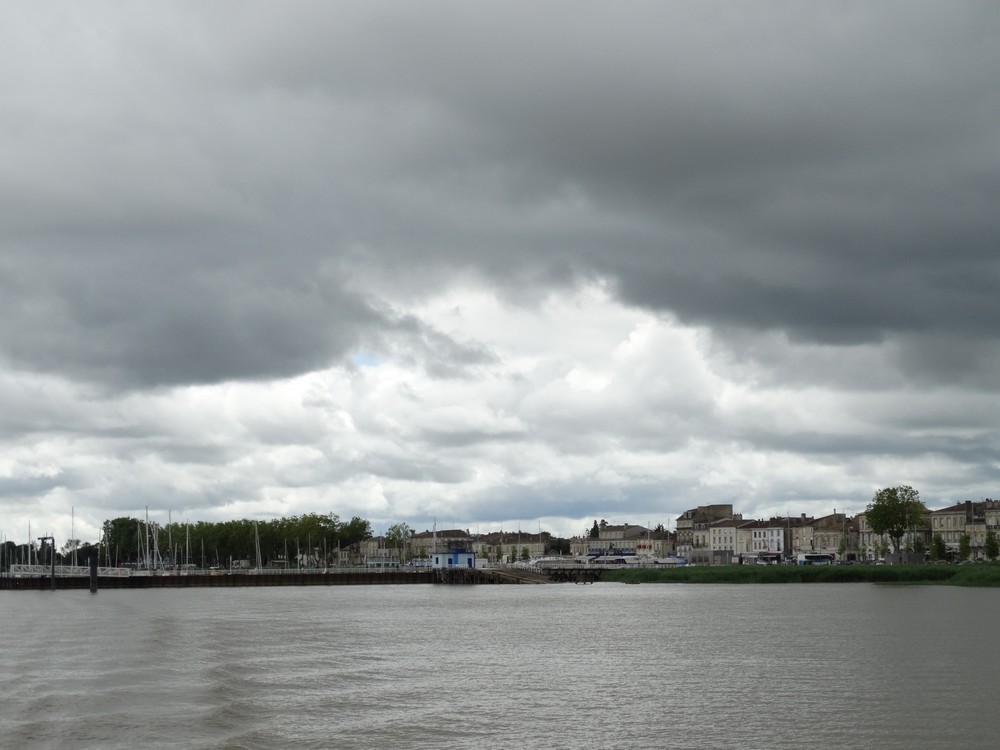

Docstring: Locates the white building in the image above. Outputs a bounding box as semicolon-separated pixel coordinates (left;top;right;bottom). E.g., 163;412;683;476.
431;549;476;569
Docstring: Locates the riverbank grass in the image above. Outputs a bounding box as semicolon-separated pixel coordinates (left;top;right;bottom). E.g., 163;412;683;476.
601;563;1000;586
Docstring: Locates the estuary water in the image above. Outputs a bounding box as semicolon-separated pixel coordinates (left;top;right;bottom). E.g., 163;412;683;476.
2;582;997;749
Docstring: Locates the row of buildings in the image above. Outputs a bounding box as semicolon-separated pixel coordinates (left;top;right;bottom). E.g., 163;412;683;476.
334;529;558;568
331;499;1000;568
675;500;1000;565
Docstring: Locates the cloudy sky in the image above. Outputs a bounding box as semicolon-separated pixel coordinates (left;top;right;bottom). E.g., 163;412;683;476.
3;1;999;547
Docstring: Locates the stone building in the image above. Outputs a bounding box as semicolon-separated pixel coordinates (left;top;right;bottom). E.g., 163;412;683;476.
676;504;736;564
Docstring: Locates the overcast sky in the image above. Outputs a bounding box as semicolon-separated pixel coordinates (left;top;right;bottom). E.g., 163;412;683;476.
3;1;999;547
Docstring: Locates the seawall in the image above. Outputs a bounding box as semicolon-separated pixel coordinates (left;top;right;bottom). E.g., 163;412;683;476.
1;570;435;590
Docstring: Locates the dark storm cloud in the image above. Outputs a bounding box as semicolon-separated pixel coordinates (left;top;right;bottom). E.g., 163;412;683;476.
3;0;998;393
206;0;1000;372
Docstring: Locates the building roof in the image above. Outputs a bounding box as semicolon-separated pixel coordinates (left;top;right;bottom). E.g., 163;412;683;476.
411;529;469;540
929;502;972;514
477;531;549;544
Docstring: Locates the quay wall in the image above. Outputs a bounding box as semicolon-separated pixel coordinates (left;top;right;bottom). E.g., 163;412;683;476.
1;570;435;590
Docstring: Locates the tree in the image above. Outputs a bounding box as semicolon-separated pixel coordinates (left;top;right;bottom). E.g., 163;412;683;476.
545;537;570;555
985;530;999;561
103;517;142;565
1;540;16;571
865;485;926;555
589;521;600;539
958;533;971;561
386;523;412;562
60;539;81;559
931;533;947;561
878;538;891;559
340;517;373;546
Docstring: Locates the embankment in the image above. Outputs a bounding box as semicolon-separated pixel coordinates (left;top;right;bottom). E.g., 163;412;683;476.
600;563;1000;586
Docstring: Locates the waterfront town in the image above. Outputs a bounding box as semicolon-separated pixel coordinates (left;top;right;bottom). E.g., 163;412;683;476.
348;498;1000;568
5;498;999;575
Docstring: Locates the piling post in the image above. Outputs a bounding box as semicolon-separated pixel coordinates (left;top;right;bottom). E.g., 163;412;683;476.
90;554;98;594
38;536;55;591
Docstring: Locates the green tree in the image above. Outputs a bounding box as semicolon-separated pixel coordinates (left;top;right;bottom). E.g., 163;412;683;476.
386;523;413;562
103;517;142;565
589;520;600;539
545;537;570;555
931;533;947;561
878;538;891;559
340;516;373;547
1;540;17;571
865;485;926;554
520;547;530;561
985;530;999;561
958;533;971;561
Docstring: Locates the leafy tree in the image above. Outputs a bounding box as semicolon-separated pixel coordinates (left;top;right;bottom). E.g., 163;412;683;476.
879;539;891;559
520;547;530;561
985;530;999;561
60;539;82;561
103;517;142;565
958;533;971;561
545;537;570;555
589;521;600;539
93;511;373;569
386;523;412;561
340;516;373;547
865;485;926;554
931;533;947;561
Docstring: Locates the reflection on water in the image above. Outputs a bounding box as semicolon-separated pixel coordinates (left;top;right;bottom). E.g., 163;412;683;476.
2;583;998;749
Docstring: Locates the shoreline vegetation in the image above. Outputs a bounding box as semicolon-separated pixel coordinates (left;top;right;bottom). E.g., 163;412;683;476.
600;563;1000;587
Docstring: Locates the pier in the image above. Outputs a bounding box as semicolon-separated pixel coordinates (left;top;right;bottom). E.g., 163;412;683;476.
1;568;434;590
1;563;609;590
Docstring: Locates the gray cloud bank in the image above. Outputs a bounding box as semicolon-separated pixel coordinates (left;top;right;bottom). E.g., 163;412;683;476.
4;2;998;388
